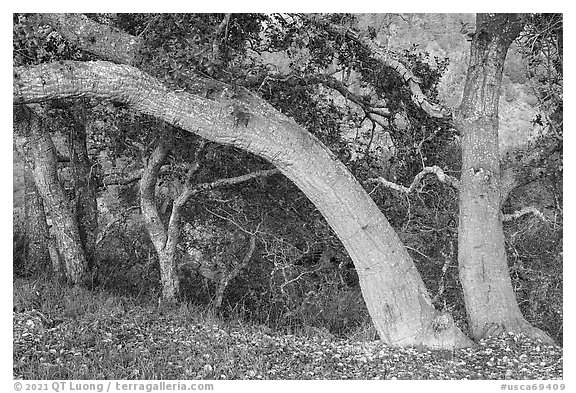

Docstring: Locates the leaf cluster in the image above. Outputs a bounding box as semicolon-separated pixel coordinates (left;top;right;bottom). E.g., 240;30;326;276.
13;14;91;66
115;14;266;86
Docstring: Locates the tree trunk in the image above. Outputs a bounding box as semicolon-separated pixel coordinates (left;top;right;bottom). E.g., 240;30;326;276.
139;132;180;304
213;234;257;309
68;105;98;272
455;14;552;342
14;105;88;285
14;60;474;348
22;164;51;275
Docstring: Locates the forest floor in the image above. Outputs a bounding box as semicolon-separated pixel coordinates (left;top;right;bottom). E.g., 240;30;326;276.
13;278;563;380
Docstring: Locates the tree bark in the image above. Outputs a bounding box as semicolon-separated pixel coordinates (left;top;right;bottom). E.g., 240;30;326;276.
455;14;552;342
22;163;51;275
139;131;180;303
14;105;88;285
14;61;473;348
68;105;98;271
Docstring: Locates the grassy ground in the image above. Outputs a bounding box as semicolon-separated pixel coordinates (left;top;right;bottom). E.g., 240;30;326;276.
13;277;563;380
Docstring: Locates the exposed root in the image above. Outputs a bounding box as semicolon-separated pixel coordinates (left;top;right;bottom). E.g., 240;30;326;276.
476;320;555;344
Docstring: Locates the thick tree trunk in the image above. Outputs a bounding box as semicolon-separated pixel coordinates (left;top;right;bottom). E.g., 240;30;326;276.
68;106;98;271
14;105;88;285
14;61;474;348
23;164;51;274
455;14;552;342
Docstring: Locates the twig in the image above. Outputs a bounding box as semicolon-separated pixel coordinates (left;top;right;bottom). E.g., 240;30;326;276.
95;206;140;247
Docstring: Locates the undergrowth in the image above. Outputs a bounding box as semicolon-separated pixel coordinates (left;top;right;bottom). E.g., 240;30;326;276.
13;277;562;380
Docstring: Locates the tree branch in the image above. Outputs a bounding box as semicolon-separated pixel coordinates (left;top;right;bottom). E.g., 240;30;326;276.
169;166;280;242
254;72;391;128
102;169;144;186
95;205;140;247
370;166;546;224
211;13;232;64
43;13;438;123
502;207;546;222
213;233;256;309
309;74;391;127
368;165;460;193
139;132;172;251
165;141;207;252
101;160;280;195
190;168;280;198
304;14;452;119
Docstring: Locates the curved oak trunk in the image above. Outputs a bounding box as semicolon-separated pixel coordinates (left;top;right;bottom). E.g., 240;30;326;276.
14;61;473;348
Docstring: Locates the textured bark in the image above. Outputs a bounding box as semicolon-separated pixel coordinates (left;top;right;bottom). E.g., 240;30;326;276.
68;107;98;270
369;165;461;194
23;164;51;274
13;61;473;348
455;14;552;342
47;238;64;281
139;132;180;303
14;105;88;285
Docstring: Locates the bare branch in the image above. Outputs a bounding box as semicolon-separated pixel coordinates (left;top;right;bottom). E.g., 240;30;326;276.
431;240;454;304
370;165;546;225
255;72;391;128
313;74;391;118
191;168;280;197
95;205;140;247
204;206;263;236
213;233;256;309
502;207;546;222
182;140;207;190
368;165;461;193
102;169;144;186
165;141;207;249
